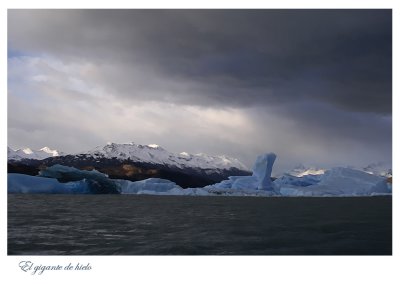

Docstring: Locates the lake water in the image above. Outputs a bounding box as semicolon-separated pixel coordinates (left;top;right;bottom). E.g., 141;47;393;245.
8;194;392;255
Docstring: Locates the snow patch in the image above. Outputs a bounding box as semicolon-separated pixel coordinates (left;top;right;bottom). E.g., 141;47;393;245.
147;144;160;149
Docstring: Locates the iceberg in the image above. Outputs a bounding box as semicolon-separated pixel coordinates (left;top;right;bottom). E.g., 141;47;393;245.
39;165;120;194
205;154;390;197
117;178;216;196
277;167;390;197
8;173;183;195
208;152;277;191
273;173;323;188
8;173;91;194
254;153;276;190
7;154;392;197
118;178;182;194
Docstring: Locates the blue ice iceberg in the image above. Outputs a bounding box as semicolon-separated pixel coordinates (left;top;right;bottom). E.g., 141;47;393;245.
278;167;390;196
254;153;276;190
39;165;120;194
209;153;277;191
273;173;323;188
118;178;182;194
8;173;91;194
7;154;391;197
204;153;390;196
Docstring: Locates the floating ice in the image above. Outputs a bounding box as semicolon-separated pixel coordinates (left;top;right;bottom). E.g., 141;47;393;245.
118;178;182;194
254;153;276;190
7;154;392;197
277;167;390;196
39;165;120;194
273;173;323;188
208;153;277;191
8;173;91;194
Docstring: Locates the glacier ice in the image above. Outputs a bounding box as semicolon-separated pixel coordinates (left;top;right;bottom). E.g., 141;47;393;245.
8;173;91;194
208;153;277;191
203;154;390;197
118;178;182;194
7;153;392;197
277;167;390;197
117;178;215;196
231;176;259;190
254;153;276;190
7;173;184;195
39;165;120;194
273;173;323;188
320;167;389;193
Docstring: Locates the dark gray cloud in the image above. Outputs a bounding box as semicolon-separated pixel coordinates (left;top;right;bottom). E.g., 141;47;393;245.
7;9;392;171
8;9;392;112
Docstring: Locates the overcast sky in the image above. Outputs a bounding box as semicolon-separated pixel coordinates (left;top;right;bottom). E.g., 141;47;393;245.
7;9;392;172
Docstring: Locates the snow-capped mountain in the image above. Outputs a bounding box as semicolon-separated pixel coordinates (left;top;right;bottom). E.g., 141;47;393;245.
7;142;250;188
361;162;392;178
285;162;392;179
286;164;326;177
8;146;62;161
7;142;247;171
82;142;249;171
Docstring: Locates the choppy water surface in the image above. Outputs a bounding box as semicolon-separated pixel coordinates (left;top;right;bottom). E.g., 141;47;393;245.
8;194;391;255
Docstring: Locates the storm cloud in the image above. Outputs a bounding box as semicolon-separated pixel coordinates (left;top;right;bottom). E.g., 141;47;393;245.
7;9;392;172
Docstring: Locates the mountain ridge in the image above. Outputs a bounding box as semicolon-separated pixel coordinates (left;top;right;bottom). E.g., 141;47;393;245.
8;142;249;171
7;142;251;188
8;146;61;160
